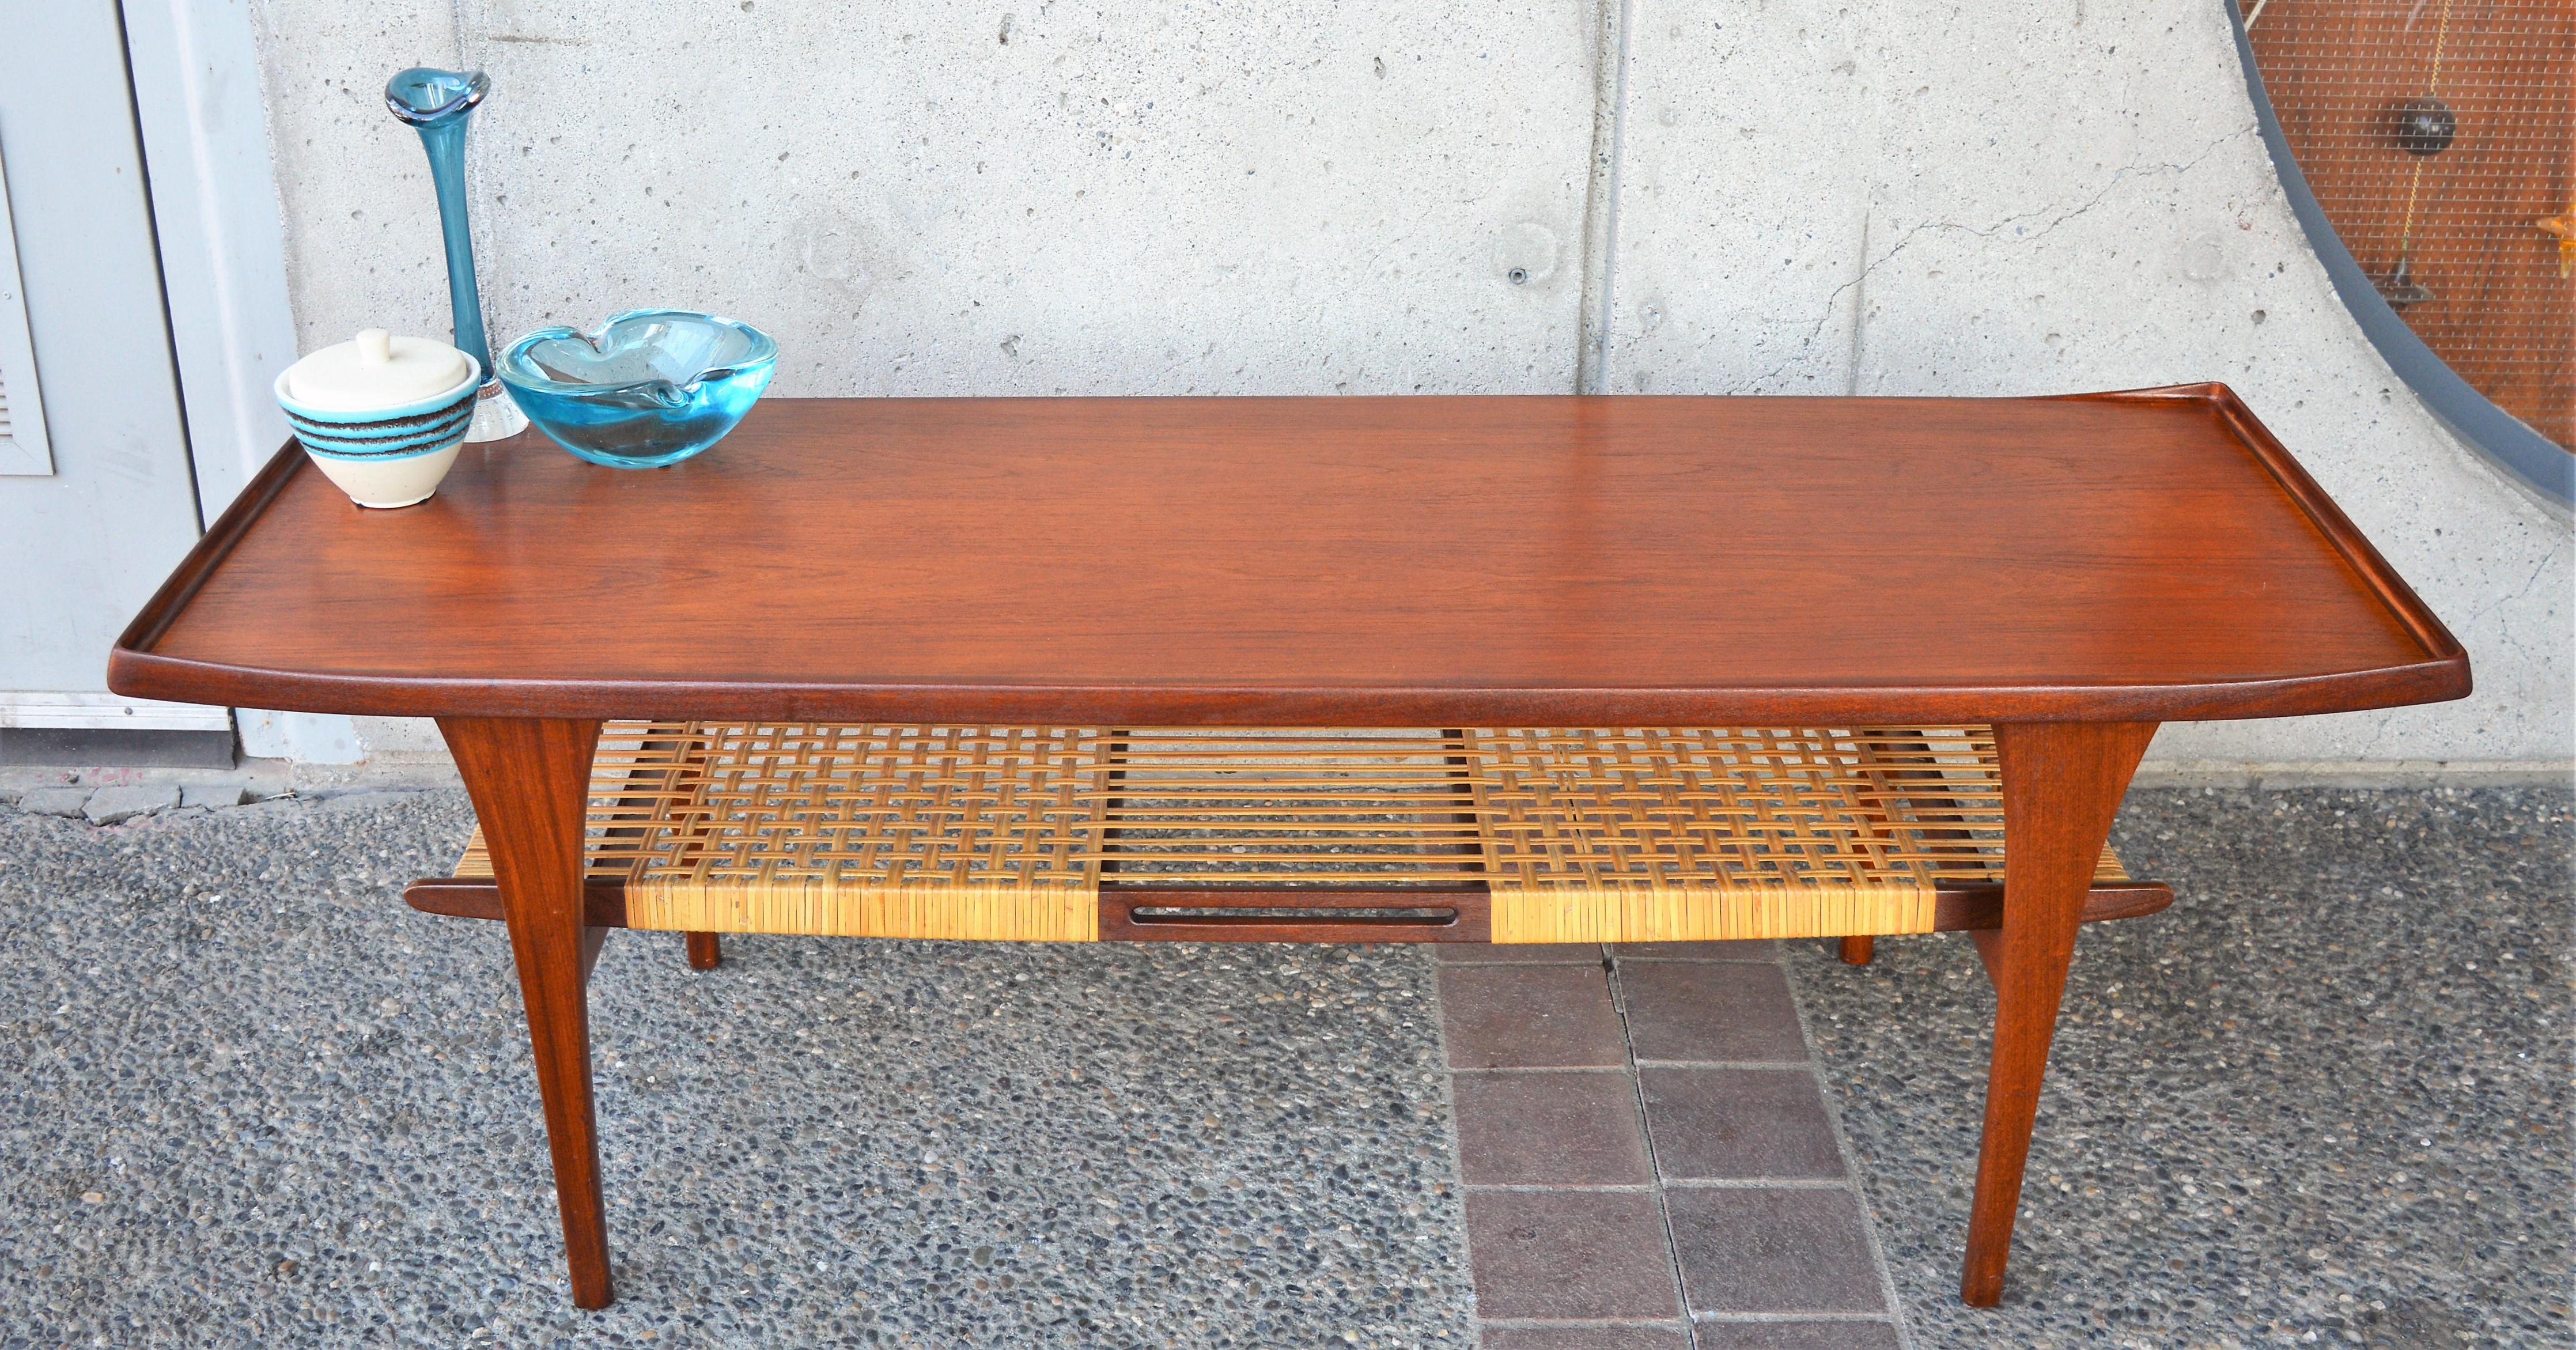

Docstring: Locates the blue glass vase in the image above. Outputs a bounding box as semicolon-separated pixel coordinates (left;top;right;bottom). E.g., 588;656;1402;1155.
385;67;524;442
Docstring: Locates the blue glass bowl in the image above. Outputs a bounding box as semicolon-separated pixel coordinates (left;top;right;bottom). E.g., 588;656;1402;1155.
497;309;776;468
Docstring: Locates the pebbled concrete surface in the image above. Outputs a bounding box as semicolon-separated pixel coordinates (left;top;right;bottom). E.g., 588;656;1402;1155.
1791;786;2574;1349
0;792;1470;1348
3;784;2567;1347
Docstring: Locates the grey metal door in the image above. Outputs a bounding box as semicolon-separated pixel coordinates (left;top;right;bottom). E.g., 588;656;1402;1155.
0;5;222;741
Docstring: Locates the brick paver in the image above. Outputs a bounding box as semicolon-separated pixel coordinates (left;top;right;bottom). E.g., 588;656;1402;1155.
1438;941;1904;1349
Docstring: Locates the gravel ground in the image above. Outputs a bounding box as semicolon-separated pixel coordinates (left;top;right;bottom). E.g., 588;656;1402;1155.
4;782;2567;1349
1790;786;2574;1349
0;792;1471;1349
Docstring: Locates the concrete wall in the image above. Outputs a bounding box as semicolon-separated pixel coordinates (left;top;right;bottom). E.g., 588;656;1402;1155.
244;0;2571;775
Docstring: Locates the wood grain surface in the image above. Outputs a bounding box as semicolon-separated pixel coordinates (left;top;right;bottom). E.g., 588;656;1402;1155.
438;717;615;1309
109;388;2467;725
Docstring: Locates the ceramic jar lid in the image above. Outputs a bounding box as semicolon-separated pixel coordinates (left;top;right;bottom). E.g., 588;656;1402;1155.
284;329;471;411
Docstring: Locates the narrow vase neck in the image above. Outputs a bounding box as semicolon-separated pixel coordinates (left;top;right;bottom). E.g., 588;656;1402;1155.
411;119;491;379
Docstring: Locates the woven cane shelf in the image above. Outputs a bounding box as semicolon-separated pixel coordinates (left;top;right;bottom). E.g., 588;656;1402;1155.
411;722;2167;944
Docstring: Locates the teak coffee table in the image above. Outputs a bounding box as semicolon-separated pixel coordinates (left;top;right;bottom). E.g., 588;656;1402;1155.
109;388;2468;1310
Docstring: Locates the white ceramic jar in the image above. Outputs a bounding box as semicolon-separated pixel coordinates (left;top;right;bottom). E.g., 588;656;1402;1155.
273;329;481;508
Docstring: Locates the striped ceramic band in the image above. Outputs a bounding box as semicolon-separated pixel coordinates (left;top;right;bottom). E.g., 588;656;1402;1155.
285;396;476;460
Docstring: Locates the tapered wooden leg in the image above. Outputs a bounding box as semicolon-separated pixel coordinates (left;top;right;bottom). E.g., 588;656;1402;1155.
1839;936;1876;965
1960;720;2155;1307
684;932;723;971
438;717;615;1310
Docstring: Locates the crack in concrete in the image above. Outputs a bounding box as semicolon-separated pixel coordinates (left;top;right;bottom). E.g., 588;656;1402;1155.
1800;123;2263;356
2456;531;2569;655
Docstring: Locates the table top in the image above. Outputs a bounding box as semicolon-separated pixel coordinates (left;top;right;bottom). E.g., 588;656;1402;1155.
109;386;2468;726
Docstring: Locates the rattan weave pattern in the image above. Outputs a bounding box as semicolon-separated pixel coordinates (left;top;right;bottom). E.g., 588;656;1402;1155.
584;723;1098;940
1471;727;1992;940
451;722;2055;941
586;723;1097;888
1473;727;2000;888
1096;729;1487;883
